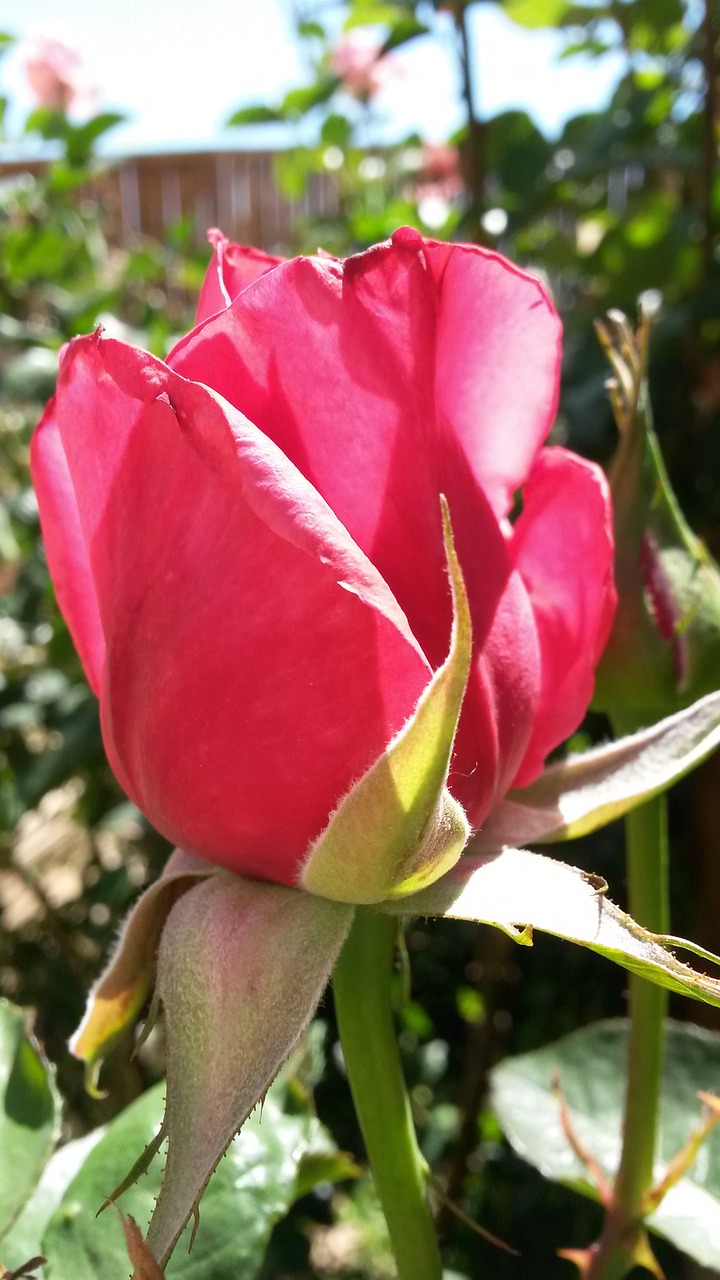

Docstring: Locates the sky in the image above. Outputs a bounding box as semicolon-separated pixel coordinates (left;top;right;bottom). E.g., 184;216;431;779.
0;0;627;155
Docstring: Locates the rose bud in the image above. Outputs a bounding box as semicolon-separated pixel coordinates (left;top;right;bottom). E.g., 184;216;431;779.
31;227;617;901
37;233;720;1271
593;309;720;726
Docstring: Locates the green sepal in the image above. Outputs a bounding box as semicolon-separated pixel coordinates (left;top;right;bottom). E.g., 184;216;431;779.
301;497;471;904
69;850;214;1092
144;874;354;1267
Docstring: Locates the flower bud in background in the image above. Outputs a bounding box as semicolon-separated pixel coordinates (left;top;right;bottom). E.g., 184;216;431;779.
328;29;393;101
593;310;720;725
21;36;96;118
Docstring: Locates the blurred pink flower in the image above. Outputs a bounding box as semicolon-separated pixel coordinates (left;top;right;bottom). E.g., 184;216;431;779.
23;37;94;115
328;30;393;101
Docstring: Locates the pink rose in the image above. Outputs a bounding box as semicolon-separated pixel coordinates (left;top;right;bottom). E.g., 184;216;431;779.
23;37;88;114
31;228;615;890
328;30;393;100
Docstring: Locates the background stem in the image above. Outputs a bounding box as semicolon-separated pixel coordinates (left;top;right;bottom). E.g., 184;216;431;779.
700;0;718;282
451;0;485;237
333;908;444;1280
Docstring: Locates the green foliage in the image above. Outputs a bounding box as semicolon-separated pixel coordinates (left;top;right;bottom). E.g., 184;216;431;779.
0;1001;58;1241
0;1131;104;1267
501;0;569;29
39;1085;337;1279
227;105;284;125
0;1026;349;1280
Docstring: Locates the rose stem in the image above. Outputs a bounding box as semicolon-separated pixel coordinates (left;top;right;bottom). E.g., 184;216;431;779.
585;780;669;1280
333;907;444;1280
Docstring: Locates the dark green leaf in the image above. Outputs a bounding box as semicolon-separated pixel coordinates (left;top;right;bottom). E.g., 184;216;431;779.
64;113;125;166
74;112;126;145
227;105;284;126
42;1083;339;1279
24;107;68;140
321;113;353;147
281;77;339;117
0;1001;58;1241
295;1150;362;1199
297;20;325;39
382;18;429;52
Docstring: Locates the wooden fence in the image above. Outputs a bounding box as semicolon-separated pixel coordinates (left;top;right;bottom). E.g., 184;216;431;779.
0;148;340;253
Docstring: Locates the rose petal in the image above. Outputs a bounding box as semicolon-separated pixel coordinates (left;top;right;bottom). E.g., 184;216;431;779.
422;238;562;522
510;447;616;787
44;332;432;883
30;394;105;694
195;228;285;324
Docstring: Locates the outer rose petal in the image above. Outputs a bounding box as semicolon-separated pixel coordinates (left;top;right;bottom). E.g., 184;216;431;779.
422;237;562;522
169;229;556;821
31;394;105;693
171;230;560;632
510;447;617;787
195;228;285;324
37;331;432;884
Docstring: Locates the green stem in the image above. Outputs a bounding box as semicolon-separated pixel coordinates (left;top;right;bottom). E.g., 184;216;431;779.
333;907;443;1280
615;795;669;1201
586;779;669;1280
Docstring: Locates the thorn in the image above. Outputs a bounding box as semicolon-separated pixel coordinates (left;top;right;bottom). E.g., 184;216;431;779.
134;991;162;1057
188;1202;201;1253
